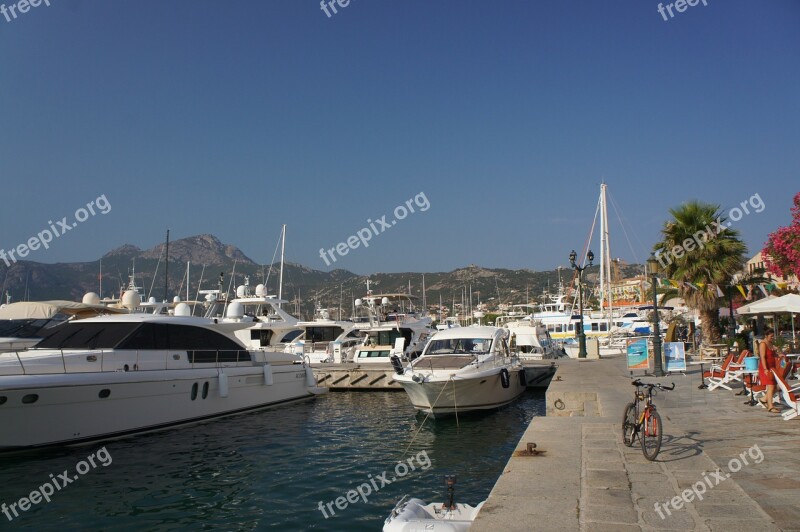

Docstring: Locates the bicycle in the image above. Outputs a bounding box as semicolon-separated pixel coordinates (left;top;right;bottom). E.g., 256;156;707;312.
622;379;675;461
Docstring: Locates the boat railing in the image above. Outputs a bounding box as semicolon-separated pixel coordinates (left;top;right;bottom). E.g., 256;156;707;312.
0;348;253;376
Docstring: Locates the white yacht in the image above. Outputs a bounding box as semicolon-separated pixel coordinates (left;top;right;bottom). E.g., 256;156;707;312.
392;326;526;415
202;279;304;351
496;314;564;360
0;313;325;451
348;293;433;364
284;307;359;364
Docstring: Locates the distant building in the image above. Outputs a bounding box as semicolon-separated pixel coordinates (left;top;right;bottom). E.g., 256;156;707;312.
745;252;798;285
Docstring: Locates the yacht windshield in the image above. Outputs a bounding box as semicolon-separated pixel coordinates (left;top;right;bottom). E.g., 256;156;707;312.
425;337;492;355
0;318;61;338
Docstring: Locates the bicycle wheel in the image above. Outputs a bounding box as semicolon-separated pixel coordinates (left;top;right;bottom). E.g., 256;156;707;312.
622;402;637;447
640;408;662;461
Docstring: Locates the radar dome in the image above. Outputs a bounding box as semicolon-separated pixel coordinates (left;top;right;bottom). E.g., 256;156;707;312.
174;303;191;317
355;298;362;307
82;292;100;305
255;284;266;297
381;297;389;306
226;301;244;319
173;296;181;303
121;290;141;311
236;285;246;298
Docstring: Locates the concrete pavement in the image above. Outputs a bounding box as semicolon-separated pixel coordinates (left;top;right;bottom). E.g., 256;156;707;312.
473;355;796;531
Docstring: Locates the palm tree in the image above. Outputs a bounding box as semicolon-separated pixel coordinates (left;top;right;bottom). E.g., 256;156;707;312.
653;201;747;344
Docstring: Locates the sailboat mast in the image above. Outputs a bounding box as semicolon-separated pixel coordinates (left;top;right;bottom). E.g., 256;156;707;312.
164;229;170;302
278;224;286;308
600;184;612;325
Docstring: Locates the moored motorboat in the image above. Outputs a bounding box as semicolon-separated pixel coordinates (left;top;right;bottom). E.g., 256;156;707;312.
392;326;526;415
384;476;484;532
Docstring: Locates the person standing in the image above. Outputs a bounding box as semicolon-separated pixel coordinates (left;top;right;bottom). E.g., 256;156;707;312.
758;328;780;413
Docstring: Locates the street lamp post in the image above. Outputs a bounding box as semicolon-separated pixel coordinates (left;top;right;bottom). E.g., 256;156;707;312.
569;249;594;359
647;254;666;377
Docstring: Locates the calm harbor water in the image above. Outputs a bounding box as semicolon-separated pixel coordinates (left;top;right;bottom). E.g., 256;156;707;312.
0;390;544;531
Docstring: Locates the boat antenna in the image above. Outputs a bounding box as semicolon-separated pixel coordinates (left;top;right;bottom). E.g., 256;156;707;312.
221;260;237;317
192;263;206;315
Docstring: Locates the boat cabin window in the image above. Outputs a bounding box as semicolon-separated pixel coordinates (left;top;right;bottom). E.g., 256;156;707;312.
118;323;243;351
366;328;411;349
36;322;245;355
425;337;493;355
355;349;391;359
36;322;140;349
305;326;344;343
0;319;60;339
250;329;274;347
278;329;303;343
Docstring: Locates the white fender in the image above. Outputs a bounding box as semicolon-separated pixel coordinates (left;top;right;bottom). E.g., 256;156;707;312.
263;364;273;386
305;366;316;387
218;371;229;397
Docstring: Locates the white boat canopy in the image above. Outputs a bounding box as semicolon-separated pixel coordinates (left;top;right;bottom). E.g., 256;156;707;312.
0;300;126;320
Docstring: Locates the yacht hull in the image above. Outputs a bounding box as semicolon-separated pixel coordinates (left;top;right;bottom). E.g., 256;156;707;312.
396;367;526;415
0;364;317;451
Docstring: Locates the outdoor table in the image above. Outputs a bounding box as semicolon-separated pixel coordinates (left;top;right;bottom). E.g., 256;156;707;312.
687;361;710;389
738;369;759;406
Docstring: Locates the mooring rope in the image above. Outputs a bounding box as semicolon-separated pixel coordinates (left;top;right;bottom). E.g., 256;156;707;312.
401;376;453;458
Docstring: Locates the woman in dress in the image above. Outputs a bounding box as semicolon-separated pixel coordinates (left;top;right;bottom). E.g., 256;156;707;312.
758;328;780;413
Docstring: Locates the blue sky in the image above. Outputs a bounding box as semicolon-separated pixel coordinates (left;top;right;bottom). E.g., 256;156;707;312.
1;0;798;275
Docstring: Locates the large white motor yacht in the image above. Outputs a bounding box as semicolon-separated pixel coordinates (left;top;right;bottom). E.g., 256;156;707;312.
0;312;325;451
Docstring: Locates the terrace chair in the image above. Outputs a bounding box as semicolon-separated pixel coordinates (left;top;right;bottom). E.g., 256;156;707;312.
772;368;800;421
707;351;749;391
703;351;735;388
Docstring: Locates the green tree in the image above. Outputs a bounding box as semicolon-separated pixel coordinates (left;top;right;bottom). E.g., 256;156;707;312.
653;201;747;344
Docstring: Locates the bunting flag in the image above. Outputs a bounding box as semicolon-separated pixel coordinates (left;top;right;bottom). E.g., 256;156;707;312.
736;285;747;298
650;277;799;297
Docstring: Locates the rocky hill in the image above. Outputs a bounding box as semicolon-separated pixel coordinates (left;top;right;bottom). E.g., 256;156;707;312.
0;234;643;319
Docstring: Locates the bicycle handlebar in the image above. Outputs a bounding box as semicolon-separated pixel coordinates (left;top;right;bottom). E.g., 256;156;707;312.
631;379;675;391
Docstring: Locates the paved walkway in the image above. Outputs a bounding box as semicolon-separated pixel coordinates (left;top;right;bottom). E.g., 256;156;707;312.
473;355;799;531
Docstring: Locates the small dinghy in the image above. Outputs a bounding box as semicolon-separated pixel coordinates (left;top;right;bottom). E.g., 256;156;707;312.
383;476;484;532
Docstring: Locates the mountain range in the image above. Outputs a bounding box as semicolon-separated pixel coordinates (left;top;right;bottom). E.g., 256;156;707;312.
0;234;643;319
